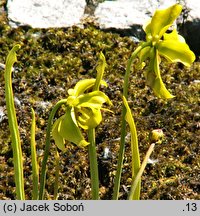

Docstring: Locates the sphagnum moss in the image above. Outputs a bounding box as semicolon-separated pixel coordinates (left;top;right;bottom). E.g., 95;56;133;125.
0;8;199;199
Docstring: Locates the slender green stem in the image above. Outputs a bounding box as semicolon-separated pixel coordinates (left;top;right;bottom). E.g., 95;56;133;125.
4;44;25;200
39;99;68;200
112;42;151;200
88;129;99;199
53;150;60;200
128;143;155;200
31;108;39;200
86;52;106;200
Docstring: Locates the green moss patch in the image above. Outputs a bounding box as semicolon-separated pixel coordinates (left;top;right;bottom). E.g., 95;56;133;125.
0;10;199;199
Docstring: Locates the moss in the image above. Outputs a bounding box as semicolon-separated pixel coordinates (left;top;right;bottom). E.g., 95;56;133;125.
0;7;199;199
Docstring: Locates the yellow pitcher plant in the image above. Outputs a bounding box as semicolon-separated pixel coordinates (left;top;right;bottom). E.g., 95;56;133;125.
138;4;195;98
113;4;195;200
52;78;112;150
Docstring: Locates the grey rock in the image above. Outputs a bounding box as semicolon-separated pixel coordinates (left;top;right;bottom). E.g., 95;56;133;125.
95;0;177;28
94;0;177;38
7;0;86;28
94;0;200;54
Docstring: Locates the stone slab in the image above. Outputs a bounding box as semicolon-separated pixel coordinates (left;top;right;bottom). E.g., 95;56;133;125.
7;0;86;28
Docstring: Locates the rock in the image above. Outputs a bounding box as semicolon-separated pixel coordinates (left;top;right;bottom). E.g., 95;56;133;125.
7;0;86;28
94;0;177;38
95;0;178;28
94;0;200;54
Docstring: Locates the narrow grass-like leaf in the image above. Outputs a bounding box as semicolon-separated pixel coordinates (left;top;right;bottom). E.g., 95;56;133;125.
31;108;39;200
53;150;60;200
123;96;140;200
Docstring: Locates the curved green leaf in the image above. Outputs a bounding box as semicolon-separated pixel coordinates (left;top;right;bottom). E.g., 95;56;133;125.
68;79;95;96
138;46;151;63
145;4;182;38
52;116;65;151
163;29;185;42
74;91;112;108
53;107;89;149
147;50;174;99
158;40;195;67
147;71;174;99
68;79;107;97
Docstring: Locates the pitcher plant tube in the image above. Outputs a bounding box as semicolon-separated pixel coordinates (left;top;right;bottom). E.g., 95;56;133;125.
113;4;195;199
4;44;25;200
